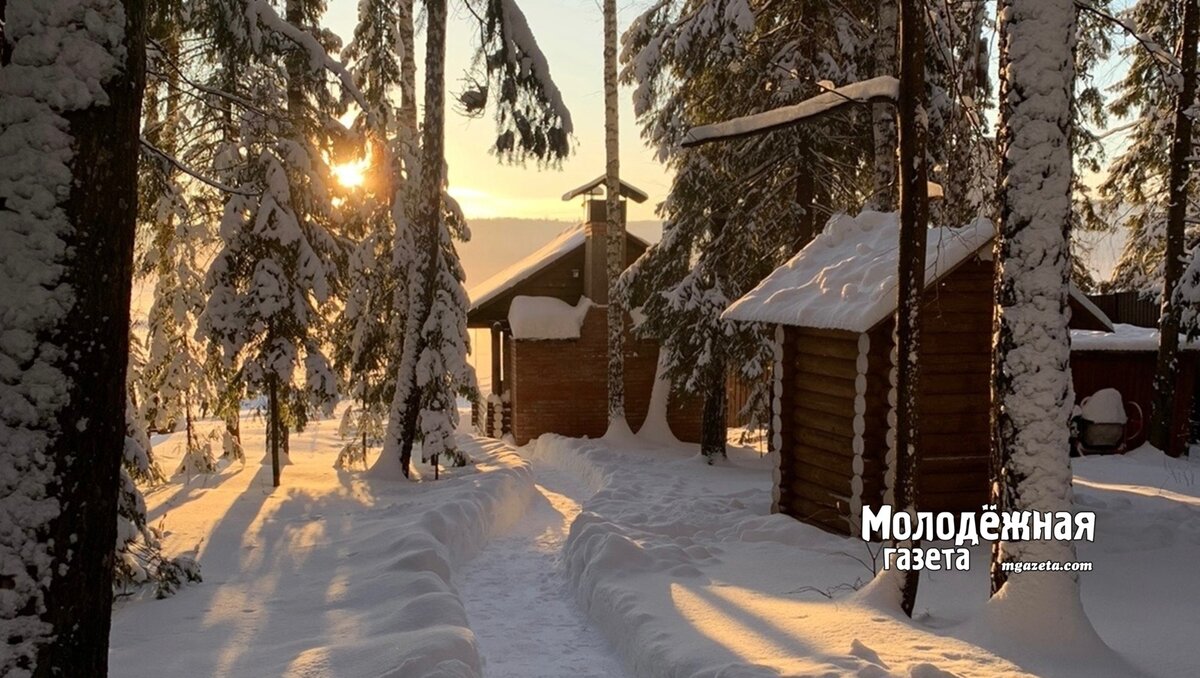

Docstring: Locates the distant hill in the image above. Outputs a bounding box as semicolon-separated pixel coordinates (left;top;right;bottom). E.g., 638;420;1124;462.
457;217;663;288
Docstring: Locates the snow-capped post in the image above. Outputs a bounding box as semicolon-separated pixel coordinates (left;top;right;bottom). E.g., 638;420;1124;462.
0;0;147;672
869;0;899;212
1150;0;1199;453
891;0;928;619
603;0;627;431
990;0;1080;596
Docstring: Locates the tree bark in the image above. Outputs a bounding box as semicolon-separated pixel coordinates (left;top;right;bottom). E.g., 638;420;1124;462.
3;0;148;674
269;372;281;487
794;148;818;251
893;0;928;618
990;0;1078;596
869;0;899;212
396;0;448;477
603;0;626;426
1150;0;1199;453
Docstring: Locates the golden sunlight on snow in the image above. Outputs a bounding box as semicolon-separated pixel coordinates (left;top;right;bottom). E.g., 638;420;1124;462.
668;581;1031;676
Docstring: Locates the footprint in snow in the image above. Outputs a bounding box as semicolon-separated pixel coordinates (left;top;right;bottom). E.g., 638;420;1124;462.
849;638;890;669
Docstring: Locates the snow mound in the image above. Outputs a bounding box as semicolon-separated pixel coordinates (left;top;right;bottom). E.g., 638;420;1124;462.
508;295;592;340
723;211;995;331
1080;388;1127;425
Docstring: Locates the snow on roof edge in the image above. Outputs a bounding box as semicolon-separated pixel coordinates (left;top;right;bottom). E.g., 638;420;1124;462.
722;212;995;332
1069;287;1115;332
468;223;651;313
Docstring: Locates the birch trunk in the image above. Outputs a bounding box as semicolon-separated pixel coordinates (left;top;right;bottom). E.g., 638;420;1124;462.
603;0;626;426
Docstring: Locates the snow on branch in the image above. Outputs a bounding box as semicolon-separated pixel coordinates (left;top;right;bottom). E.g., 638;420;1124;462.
681;76;900;147
463;0;574;165
1075;0;1182;86
140;138;259;196
246;0;371;115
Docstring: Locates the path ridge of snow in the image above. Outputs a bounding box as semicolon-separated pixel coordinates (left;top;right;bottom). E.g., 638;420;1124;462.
110;419;535;678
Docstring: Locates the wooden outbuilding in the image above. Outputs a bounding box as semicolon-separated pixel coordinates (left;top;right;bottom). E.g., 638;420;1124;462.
467;179;711;445
724;211;1114;535
1070;324;1198;457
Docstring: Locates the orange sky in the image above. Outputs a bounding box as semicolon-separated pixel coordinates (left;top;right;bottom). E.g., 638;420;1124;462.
324;0;669;222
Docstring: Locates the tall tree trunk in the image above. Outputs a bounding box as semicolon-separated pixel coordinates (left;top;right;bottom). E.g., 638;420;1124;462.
603;0;626;427
285;0;306;134
394;0;448;477
398;0;418;156
0;0;146;674
701;366;728;460
1150;0;1199;453
269;372;281;487
990;0;1078;596
794;148;817;251
870;0;899;212
893;0;928;619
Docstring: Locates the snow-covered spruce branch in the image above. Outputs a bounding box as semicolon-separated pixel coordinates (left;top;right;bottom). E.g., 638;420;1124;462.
680;76;900;147
140;138;259;196
245;0;372;120
1074;0;1182;86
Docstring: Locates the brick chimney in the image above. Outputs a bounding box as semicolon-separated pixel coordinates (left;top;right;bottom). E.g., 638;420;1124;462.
583;198;626;304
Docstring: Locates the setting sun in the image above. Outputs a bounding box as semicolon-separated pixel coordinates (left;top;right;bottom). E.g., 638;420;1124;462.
332;158;369;189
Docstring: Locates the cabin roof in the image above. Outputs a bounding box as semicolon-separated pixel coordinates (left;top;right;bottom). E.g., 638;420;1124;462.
467;222;650;314
561;175;649;203
1072;323;1200;352
723;211;995;332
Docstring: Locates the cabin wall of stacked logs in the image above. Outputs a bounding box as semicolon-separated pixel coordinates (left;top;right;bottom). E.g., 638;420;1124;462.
776;257;993;535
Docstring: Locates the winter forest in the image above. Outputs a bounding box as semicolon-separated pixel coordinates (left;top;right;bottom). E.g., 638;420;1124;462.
3;0;1200;676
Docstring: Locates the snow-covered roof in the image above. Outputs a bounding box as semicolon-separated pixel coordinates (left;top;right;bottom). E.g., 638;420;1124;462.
1070;289;1115;332
722;211;995;332
508;296;593;340
561;175;649;204
1071;323;1200;352
469;224;587;312
467;223;650;313
682;77;900;147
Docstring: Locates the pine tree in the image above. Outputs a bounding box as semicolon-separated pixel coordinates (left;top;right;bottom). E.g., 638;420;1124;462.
1101;0;1200;293
990;0;1080;599
383;0;572;478
199;0;351;486
337;0;417;471
619;0;874;457
0;0;147;673
115;395;202;598
1149;0;1200;451
139;13;220;475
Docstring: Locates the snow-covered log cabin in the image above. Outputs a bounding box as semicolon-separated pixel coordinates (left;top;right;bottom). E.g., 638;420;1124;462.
723;212;1116;535
468;179;752;445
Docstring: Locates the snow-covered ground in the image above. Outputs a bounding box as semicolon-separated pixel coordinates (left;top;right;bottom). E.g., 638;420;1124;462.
111;411;1198;677
530;434;1199;678
109;410;535;677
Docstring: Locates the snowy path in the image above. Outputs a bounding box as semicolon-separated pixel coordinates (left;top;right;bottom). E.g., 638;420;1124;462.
456;463;627;678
